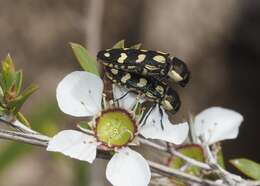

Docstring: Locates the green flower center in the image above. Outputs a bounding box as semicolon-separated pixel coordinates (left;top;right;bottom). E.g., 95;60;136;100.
95;108;136;148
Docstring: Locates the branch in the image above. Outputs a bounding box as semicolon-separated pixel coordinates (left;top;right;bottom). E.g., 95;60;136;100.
0;128;228;186
0;117;259;186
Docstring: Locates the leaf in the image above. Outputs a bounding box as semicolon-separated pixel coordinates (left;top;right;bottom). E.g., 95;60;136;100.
169;144;204;176
0;86;4;102
16;112;31;128
133;101;143;117
70;42;99;76
77;121;92;132
15;70;23;95
130;43;142;49
230;158;260;180
112;40;125;49
1;54;16;91
216;144;225;169
9;84;38;113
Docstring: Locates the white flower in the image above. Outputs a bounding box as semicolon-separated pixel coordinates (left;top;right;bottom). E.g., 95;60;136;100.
47;71;188;186
192;107;244;145
113;84;189;145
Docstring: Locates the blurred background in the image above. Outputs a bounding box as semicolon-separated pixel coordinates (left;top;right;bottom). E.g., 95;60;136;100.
0;0;259;185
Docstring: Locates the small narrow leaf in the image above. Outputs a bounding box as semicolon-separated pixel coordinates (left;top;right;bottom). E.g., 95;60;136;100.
216;144;225;169
0;86;4;102
133;101;142;117
16;112;31;128
1;55;16;91
77;121;92;132
112;40;125;49
15;70;23;95
130;43;142;49
230;158;260;180
9;84;38;113
70;43;99;76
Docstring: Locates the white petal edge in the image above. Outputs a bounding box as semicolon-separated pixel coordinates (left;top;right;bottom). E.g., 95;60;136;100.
47;130;98;163
56;71;103;117
194;107;243;145
113;85;144;110
140;105;189;144
106;147;151;186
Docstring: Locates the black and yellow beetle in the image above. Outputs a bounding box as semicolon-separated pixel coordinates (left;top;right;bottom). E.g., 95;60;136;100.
105;67;181;115
97;48;190;87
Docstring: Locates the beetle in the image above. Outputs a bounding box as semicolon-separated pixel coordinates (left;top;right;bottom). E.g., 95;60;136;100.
104;67;181;115
97;48;190;87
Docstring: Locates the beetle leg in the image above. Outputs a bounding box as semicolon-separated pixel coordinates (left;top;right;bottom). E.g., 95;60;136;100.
158;105;164;130
114;90;135;105
141;104;156;126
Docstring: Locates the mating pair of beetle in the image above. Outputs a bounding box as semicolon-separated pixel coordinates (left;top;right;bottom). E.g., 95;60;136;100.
97;47;190;126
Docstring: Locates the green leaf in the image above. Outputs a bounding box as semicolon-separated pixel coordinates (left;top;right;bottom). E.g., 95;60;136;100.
130;43;142;49
9;84;38;113
133;101;143;117
0;86;4;102
112;40;125;49
0;106;6;116
77;121;92;132
70;42;99;76
1;54;16;91
230;158;260;180
169;144;204;176
16;112;31;128
216;144;225;169
15;70;23;95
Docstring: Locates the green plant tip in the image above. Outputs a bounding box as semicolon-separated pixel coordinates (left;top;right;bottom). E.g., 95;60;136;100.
95;109;136;148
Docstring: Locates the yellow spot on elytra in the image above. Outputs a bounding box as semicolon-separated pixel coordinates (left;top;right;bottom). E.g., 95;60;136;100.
145;64;159;70
117;53;127;63
104;52;110;57
141;49;148;52
155;85;164;95
136;54;146;63
157;51;168;55
111;69;118;75
146;92;156;99
162;99;174;111
137;78;147;87
153;55;166;63
121;73;131;83
127;66;136;69
168;70;183;82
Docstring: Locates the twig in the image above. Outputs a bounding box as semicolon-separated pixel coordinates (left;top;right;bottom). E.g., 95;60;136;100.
139;137;260;186
149;160;225;186
138;137;211;170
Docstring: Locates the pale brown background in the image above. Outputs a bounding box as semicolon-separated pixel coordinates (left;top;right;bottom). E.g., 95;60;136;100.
0;0;259;185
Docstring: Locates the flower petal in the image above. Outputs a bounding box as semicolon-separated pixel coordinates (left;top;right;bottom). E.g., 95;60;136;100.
113;85;143;110
106;147;151;186
47;130;97;163
194;107;243;144
140;105;189;144
56;71;103;117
